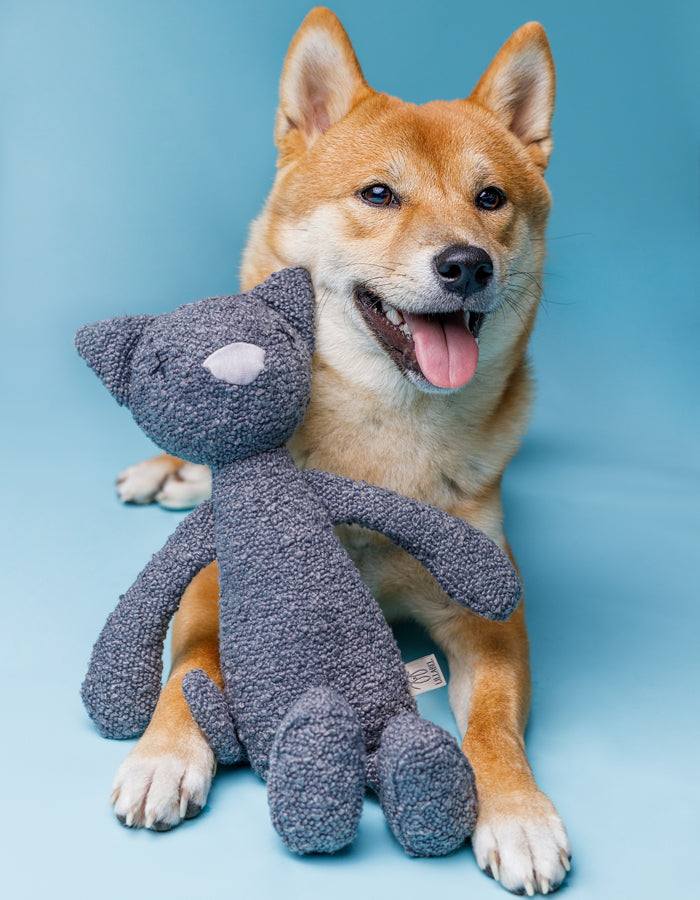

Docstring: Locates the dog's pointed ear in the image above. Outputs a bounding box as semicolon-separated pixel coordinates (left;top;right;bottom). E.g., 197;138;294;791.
75;314;152;405
275;7;370;157
470;22;555;170
253;268;316;352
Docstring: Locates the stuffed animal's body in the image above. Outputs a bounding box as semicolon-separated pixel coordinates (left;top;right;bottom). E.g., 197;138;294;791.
76;268;520;857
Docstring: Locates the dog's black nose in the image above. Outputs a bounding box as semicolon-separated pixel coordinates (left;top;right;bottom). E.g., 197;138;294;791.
434;245;494;296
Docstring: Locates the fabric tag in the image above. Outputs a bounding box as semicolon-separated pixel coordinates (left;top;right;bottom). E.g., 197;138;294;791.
405;653;447;695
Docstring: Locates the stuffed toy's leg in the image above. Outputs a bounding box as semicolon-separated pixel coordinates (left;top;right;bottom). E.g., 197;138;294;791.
370;712;478;857
267;686;365;854
182;669;244;766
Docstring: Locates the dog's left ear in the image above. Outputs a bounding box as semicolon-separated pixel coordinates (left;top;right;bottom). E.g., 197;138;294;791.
470;22;555;170
275;7;371;158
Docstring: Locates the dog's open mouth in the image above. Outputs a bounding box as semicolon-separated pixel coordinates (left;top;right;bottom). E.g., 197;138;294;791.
354;287;485;390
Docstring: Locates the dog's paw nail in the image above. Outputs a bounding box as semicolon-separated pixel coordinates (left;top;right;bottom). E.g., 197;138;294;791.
488;850;500;882
179;789;204;820
184;800;203;820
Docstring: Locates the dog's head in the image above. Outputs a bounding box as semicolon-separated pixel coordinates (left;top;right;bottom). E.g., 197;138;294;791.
259;8;555;396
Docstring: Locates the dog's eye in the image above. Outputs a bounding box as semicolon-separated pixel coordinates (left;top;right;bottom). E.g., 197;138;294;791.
475;186;507;211
359;184;398;207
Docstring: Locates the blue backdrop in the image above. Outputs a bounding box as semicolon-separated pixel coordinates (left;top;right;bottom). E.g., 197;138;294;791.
1;1;698;898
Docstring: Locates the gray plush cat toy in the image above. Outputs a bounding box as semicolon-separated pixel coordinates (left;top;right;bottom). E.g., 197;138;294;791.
76;268;520;858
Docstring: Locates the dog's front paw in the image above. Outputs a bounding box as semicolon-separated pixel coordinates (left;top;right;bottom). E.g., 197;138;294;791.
112;739;215;831
116;457;177;504
155;463;211;510
472;789;570;895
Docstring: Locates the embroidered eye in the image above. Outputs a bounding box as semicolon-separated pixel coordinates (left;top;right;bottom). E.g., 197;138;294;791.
359;184;399;207
149;350;168;376
475;186;507;211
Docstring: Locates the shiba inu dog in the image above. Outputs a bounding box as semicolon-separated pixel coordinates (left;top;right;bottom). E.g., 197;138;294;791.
111;7;570;894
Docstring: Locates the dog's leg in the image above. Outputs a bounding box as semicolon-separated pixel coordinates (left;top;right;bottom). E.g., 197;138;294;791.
431;600;570;895
116;453;211;509
112;562;220;830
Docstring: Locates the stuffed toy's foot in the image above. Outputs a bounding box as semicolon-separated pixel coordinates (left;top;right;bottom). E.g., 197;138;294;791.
182;669;244;765
267;686;365;855
376;712;477;857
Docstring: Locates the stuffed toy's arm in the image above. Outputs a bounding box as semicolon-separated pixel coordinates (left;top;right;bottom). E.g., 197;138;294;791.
81;501;216;739
304;471;520;621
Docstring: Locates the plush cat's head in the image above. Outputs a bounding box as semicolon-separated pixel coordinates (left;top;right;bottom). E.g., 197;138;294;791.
76;268;315;468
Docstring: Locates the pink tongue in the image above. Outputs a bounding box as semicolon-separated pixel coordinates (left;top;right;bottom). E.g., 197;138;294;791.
404;311;479;389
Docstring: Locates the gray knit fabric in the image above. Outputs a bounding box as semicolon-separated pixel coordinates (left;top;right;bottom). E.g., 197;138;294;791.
76;267;521;857
304;470;520;622
376;713;478;857
75;269;315;467
80;500;216;738
181;669;244;766
267;686;365;854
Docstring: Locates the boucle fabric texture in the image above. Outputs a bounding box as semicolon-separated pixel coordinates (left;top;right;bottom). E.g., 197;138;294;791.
76;267;521;857
303;469;520;622
75;268;315;468
267;686;366;854
181;668;243;766
80;500;216;738
376;713;478;857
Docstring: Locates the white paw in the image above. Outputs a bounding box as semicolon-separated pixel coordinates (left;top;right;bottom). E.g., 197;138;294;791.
116;458;175;504
112;742;215;831
472;791;571;895
155;463;212;510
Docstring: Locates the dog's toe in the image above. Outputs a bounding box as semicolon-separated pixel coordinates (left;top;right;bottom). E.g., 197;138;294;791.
155;463;212;510
184;800;203;820
116;458;174;504
472;790;570;895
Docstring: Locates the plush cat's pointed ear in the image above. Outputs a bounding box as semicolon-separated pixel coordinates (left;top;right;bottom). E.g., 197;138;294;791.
252;268;316;352
75;314;152;405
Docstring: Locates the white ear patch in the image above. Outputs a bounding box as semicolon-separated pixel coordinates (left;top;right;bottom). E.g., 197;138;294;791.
203;342;265;386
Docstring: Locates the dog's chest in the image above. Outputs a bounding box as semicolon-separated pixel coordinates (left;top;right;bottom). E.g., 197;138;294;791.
290;391;482;511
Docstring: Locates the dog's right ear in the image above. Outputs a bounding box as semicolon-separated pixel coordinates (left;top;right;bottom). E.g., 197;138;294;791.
275;7;370;159
75;315;152;406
